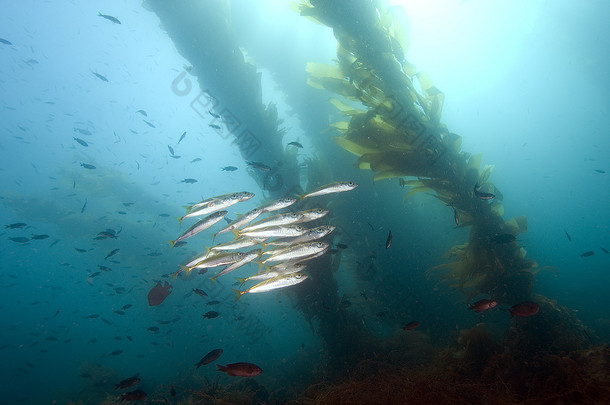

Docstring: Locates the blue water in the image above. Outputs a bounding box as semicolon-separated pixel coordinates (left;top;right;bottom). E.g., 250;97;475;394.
1;1;608;403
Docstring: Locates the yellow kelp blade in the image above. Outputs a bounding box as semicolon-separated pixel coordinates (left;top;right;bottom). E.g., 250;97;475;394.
306;62;344;80
330;121;349;132
478;164;495;185
506;215;528;234
491;202;504;217
334;137;378;157
403;186;432;201
373;170;407;182
329;98;364;116
416;71;444;124
468;153;482;171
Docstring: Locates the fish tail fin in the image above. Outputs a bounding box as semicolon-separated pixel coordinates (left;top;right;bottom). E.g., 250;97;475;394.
180;265;192;278
97;12;102;16
232;289;245;301
297;194;306;201
236;277;247;286
210;274;218;283
255;260;264;272
168;240;176;248
177;216;184;226
216;364;226;372
183;205;193;212
229;229;240;240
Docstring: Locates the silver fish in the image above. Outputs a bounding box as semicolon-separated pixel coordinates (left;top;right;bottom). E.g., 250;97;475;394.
211;249;261;281
259;197;297;213
239;225;306;239
169;210;227;247
214;208;264;238
266;225;335;246
262;242;329;264
234;271;308;299
240;212;303;232
180;192;254;223
299;181;358;199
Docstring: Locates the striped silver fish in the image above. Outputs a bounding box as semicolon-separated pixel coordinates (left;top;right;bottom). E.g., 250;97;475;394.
169;210;227;247
299;181;357;200
234;271;308;300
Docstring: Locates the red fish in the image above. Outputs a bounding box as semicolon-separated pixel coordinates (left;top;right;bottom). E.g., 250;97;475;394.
216;362;262;377
402;321;420;330
147;281;172;306
509;301;539;317
469;299;497;313
473;184;495;200
119;389;146;401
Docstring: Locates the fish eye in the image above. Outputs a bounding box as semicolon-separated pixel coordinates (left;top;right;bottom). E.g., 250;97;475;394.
296;226;303;231
295;272;303;279
348;181;355;186
317;242;323;247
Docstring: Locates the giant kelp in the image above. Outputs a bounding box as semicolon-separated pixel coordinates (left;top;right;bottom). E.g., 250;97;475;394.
296;0;541;307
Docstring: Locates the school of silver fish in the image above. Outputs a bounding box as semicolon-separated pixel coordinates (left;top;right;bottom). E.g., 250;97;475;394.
170;182;358;299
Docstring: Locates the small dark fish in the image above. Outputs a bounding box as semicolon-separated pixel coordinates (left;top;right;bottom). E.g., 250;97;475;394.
123;202;135;207
81;199;87;214
73;137;88;147
216;362;262;377
116;211;127;215
97;12;121;24
136;110;147;116
113;310;125;315
105;249;120;259
98;265;112;272
74;248;87;253
120;390;147;401
564;230;572;242
158;213;170;218
81;163;96;170
202;311;219;319
209;124;221;130
337;243;348;250
368;223;375;231
180;178;198;184
192;288;208;298
46;336;58;341
602;247;609;254
109;350;123;356
222;166;238;171
178;131;186;144
206;300;220;306
469;299;497;312
0;38;12;45
86;314;100;319
142;120;156;128
385;230;392;249
168;145;174;155
5;222;27;229
174;241;187;248
9;237;30;243
147;326;159;332
73;180;76;189
492;234;516;244
91;72;108;82
30;234;49;240
509;301;539;317
74;128;92;135
88;272;101;278
593;169;605;174
170;155;182;159
402;321;420;331
195;348;223;368
49;240;60;248
474;184;495;200
287;141;303;148
115;376;140;390
209;110;221;118
580;251;595;257
121;304;133;310
246;161;271;171
190;158;202;163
